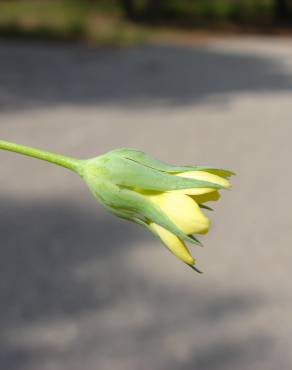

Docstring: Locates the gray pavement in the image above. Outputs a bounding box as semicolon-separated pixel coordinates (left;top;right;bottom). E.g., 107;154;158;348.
0;37;292;370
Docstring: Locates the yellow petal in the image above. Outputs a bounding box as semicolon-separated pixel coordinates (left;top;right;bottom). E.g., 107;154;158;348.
179;170;231;187
149;192;210;234
149;222;195;265
170;187;214;195
171;170;230;195
192;190;221;204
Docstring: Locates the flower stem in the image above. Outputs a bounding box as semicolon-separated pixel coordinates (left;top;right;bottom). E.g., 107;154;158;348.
0;140;83;173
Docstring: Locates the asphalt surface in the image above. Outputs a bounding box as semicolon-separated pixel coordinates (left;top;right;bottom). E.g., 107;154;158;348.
0;37;292;370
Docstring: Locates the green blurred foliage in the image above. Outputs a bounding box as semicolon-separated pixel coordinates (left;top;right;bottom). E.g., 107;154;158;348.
0;0;146;44
120;0;282;25
0;0;291;44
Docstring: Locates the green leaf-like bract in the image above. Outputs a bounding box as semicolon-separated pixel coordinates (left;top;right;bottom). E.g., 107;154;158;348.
88;154;224;191
84;174;200;245
111;148;234;178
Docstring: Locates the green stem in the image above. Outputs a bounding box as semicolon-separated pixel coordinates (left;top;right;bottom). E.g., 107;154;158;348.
0;140;83;173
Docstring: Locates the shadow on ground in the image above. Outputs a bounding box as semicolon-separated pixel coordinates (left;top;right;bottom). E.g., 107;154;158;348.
0;41;292;111
0;197;272;370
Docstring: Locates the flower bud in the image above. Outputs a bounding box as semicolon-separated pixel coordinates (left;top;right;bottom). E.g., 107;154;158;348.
0;140;233;271
80;148;234;271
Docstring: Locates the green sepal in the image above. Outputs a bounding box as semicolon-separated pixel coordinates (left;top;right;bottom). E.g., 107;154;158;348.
110;148;234;178
112;148;197;173
188;234;203;246
199;204;214;211
109;205;203;251
106;205;148;228
116;187;200;245
86;178;199;245
102;204;136;222
95;156;224;191
188;264;203;274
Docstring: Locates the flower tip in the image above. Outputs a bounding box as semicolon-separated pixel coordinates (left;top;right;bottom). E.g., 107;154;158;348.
189;235;204;247
197;219;210;235
188;264;203;274
220;178;232;190
199;204;214;211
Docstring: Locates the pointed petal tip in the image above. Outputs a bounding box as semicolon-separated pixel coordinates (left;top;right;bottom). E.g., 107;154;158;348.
224;183;233;191
221;170;236;177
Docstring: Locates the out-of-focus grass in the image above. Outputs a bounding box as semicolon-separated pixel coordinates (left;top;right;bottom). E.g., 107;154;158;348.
0;0;148;45
0;0;288;45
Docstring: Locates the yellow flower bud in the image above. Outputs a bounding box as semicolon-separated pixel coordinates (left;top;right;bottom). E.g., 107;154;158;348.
0;141;234;272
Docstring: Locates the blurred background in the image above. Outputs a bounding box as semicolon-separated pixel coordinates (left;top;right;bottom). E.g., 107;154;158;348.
1;0;292;44
1;1;292;370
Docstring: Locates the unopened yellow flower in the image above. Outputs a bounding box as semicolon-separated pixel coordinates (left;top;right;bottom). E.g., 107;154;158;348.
80;149;234;272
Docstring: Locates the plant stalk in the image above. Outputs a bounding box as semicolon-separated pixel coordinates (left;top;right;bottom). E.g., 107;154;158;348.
0;140;83;173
